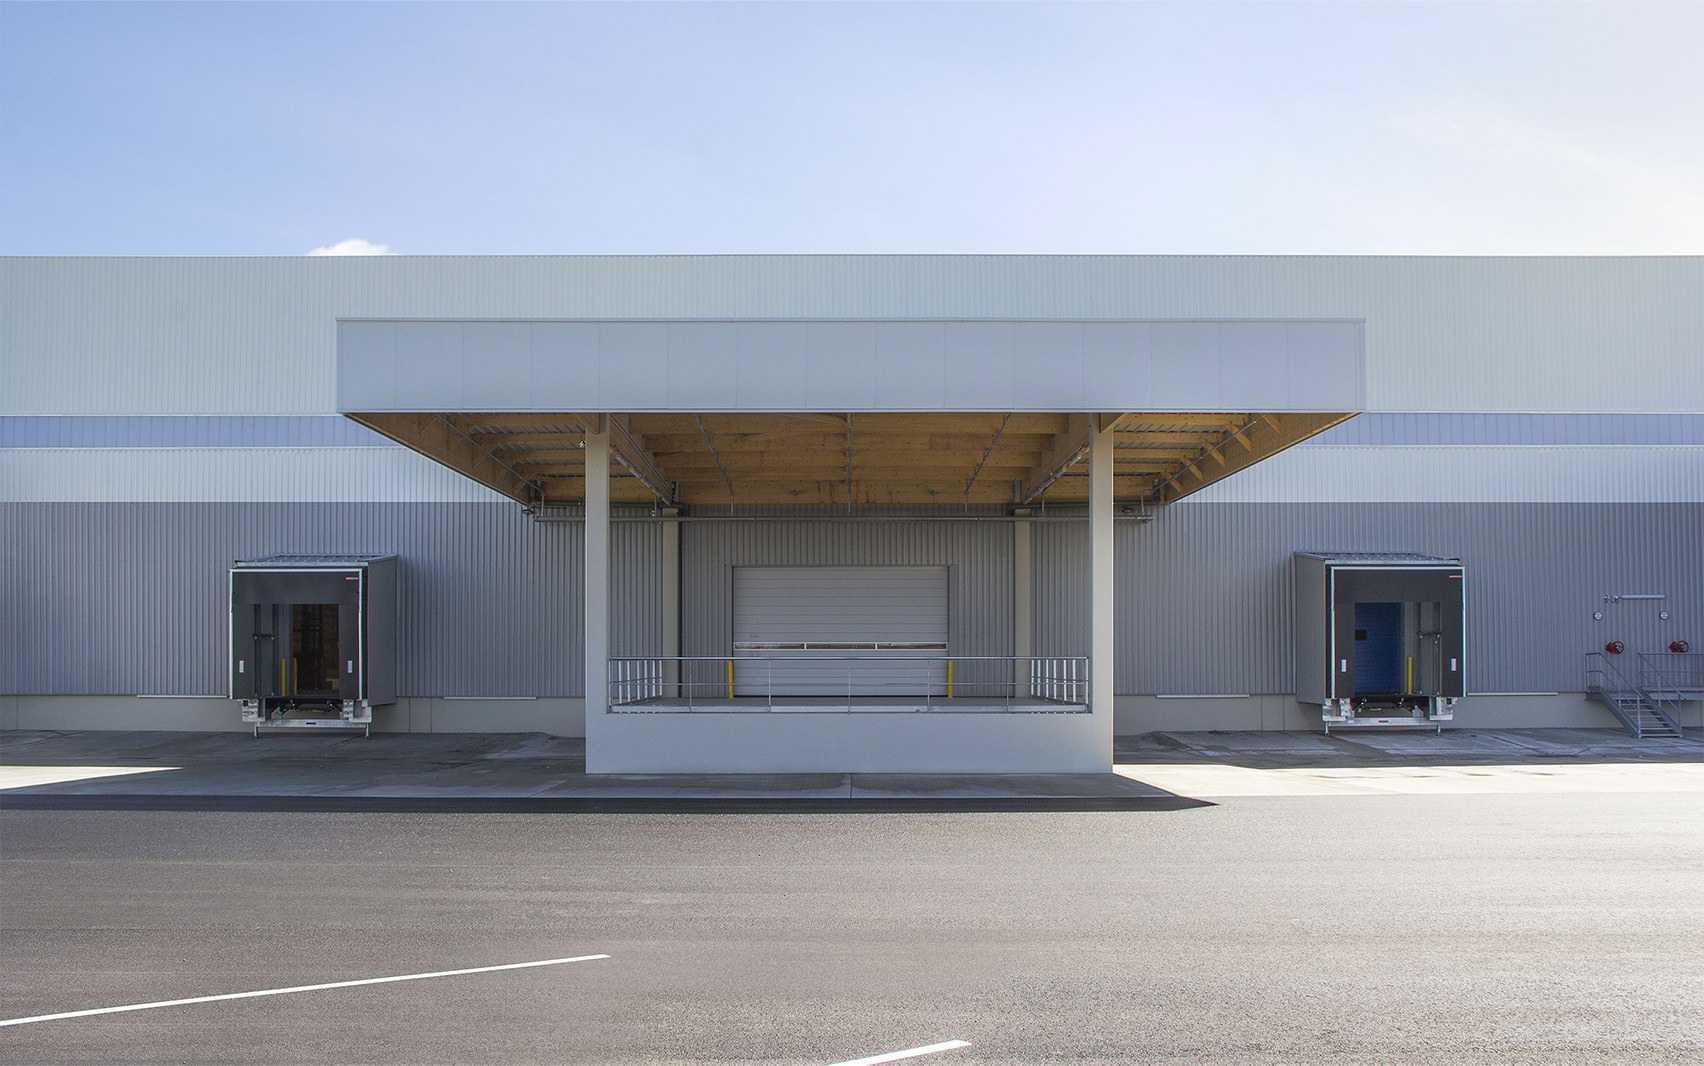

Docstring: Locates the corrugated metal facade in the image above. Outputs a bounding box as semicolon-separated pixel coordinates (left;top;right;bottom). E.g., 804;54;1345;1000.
1;500;1696;710
5;255;1701;415
1093;502;1697;695
678;519;1014;696
0;503;652;699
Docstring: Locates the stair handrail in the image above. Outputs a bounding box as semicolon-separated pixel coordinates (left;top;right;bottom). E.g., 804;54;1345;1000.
1585;651;1638;697
1640;651;1703;693
1637;652;1687;709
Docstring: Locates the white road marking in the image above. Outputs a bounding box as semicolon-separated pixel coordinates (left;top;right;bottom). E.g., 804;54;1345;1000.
0;765;178;789
0;954;610;1028
826;1039;972;1066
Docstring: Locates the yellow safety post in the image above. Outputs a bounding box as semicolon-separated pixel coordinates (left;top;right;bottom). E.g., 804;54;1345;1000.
727;659;734;699
947;659;954;699
1406;656;1413;695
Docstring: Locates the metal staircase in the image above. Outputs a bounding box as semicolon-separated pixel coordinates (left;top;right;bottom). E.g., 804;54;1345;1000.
1584;652;1686;739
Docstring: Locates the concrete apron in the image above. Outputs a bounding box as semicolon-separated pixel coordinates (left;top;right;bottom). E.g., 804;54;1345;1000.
3;728;1701;805
0;729;1167;804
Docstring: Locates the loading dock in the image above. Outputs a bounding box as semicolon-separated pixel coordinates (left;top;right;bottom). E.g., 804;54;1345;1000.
1294;552;1466;731
229;555;398;734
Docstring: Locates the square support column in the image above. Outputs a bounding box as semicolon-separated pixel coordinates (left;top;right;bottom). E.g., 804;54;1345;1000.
583;420;610;766
1089;422;1115;769
1013;514;1032;660
661;509;680;690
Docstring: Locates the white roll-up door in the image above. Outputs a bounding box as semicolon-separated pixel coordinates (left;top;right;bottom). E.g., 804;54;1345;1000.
733;566;948;697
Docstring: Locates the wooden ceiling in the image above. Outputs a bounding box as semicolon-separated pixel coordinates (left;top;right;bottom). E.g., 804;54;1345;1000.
350;411;1354;508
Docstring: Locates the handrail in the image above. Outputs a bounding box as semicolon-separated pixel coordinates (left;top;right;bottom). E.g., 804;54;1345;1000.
1587;650;1687;738
1639;651;1704;692
608;655;1090;712
1584;651;1639;696
1637;652;1686;706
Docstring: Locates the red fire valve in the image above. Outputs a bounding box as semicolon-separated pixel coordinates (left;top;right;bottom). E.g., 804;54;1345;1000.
1604;641;1625;655
1672;640;1692;654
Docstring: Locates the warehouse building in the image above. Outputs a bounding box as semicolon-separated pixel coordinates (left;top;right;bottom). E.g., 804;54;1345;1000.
1;255;1700;772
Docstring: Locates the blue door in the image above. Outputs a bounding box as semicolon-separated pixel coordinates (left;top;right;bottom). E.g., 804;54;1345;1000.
1353;601;1403;695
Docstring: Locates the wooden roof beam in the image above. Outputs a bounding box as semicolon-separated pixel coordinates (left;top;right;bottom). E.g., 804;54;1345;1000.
606;414;678;503
1020;413;1126;503
349;413;539;505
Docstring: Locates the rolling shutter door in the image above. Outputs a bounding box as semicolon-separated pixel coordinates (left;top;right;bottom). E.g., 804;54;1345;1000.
732;566;949;697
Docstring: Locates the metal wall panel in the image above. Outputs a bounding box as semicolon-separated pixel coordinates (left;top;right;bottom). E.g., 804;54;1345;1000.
678;519;1013;695
0;448;508;504
0;416;394;448
0;503;587;698
5;255;1701;415
730;566;950;695
4;500;1697;709
1184;446;1704;504
337;318;1363;414
1309;413;1704;447
1031;521;1089;663
1112;502;1703;696
611;520;661;660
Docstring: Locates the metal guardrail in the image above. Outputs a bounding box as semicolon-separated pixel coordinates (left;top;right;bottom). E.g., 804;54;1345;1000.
1639;652;1704;695
1585;651;1685;738
608;655;1090;711
1584;650;1637;699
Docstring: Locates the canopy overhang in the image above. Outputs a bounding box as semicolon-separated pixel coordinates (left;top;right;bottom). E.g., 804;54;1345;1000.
339;318;1364;508
348;410;1354;507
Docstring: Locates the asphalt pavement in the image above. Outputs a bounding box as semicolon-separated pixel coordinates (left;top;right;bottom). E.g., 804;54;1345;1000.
4;727;1704;1064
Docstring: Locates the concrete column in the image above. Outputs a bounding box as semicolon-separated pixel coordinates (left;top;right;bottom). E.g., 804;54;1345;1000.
1013;516;1032;659
1089;422;1115;769
661;509;680;691
583;420;610;766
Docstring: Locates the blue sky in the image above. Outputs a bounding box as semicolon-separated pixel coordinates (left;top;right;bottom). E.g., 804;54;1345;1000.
1;1;1700;256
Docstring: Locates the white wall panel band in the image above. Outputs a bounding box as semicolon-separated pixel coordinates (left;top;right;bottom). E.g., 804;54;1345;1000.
1185;445;1704;504
731;566;948;696
0;448;507;504
336;319;1365;414
6;255;1700;416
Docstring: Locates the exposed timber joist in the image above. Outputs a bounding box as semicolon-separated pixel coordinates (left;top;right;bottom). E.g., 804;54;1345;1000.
1021;413;1129;504
347;409;1356;508
604;414;677;503
349;413;540;505
1148;412;1355;504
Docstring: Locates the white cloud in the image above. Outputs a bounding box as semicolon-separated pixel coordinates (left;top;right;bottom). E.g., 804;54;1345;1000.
306;238;392;256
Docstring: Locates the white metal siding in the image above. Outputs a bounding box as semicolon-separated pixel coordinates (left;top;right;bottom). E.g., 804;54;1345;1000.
731;566;948;696
336;318;1365;414
5;255;1701;416
1182;446;1704;504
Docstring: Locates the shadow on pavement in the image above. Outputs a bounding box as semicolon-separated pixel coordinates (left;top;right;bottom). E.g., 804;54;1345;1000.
1;793;1214;814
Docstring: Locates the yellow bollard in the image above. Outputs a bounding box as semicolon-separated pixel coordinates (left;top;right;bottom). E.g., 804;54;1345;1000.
947;659;954;699
727;659;734;699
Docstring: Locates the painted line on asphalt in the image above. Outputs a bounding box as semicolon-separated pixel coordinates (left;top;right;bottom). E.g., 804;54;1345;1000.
826;1039;972;1066
0;954;611;1028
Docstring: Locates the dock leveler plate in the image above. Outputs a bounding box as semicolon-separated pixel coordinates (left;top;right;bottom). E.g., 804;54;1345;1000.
1293;552;1465;731
229;554;398;734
